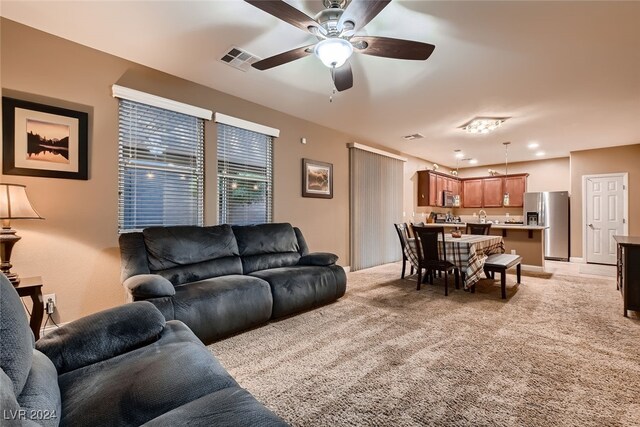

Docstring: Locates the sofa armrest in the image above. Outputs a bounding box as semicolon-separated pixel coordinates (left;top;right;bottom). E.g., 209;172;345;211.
297;252;339;266
124;274;176;298
36;301;166;374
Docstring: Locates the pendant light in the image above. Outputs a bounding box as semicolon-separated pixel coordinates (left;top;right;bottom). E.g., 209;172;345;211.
503;142;511;206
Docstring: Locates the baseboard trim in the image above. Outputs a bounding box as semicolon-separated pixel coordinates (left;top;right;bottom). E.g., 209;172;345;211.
570;257;586;264
520;264;545;273
342;266;351;274
41;322;68;337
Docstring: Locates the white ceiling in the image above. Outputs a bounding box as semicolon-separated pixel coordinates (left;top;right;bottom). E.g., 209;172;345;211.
2;0;640;168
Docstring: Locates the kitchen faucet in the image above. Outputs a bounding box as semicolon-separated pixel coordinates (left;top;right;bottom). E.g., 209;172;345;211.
478;209;487;224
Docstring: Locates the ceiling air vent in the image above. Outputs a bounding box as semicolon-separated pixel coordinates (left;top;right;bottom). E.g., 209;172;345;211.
403;133;424;141
219;47;260;72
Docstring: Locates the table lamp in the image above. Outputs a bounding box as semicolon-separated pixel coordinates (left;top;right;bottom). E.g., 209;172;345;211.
0;184;43;286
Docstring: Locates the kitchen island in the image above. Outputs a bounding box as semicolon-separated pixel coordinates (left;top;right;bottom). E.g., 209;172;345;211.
417;223;547;270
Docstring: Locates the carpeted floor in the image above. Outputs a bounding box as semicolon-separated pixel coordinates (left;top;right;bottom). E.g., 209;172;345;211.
209;263;640;426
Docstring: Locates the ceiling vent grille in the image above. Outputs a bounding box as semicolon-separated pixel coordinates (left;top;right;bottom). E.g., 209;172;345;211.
220;47;260;72
403;133;424;141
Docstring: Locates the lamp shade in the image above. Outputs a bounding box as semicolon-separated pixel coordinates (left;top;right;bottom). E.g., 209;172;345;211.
0;184;42;219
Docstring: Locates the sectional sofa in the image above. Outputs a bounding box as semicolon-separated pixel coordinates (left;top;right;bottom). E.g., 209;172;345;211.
0;275;287;426
119;223;347;343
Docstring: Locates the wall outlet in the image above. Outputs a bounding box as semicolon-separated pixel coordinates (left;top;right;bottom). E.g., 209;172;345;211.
44;294;56;314
511;250;517;255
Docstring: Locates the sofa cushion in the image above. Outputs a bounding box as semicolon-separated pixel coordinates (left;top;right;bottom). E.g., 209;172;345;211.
241;253;302;275
153;256;243;286
142;386;288;427
233;223;301;273
250;265;347;318
232;223;298;256
0;275;34;396
37;301;165;374
143;225;240;270
17;350;61;427
172;276;273;344
57;321;238;427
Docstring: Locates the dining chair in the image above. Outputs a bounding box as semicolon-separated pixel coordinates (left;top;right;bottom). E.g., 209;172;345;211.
412;226;459;295
408;222;424;238
466;223;492;235
393;223;417;279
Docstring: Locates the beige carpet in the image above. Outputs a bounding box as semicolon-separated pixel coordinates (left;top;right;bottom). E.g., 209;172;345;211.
209;263;640;426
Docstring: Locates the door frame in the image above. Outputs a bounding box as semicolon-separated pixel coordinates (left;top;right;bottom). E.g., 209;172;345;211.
581;172;628;264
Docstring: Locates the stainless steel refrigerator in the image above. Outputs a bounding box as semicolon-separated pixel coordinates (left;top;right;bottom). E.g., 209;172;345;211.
523;191;570;261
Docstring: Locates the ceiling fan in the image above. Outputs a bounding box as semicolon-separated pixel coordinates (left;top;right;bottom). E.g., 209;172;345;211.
244;0;435;92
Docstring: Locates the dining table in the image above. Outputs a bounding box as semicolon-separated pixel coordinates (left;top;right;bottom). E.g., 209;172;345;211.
408;233;505;289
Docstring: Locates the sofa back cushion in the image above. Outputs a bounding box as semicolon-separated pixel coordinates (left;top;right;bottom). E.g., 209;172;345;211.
0;275;34;396
232;223;302;273
142;225;243;285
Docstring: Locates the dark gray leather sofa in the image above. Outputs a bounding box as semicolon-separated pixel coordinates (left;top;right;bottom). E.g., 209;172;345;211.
119;223;347;344
0;274;287;427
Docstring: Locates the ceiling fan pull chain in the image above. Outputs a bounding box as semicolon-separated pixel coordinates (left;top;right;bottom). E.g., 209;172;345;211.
329;67;336;102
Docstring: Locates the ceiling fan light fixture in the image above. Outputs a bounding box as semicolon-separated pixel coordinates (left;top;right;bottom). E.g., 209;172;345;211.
314;38;353;68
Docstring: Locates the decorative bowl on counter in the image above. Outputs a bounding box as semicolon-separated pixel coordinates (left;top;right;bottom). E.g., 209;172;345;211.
451;230;462;238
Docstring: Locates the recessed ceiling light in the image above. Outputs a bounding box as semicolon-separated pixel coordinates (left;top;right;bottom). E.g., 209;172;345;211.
459;117;509;134
535;151;545;157
454;149;464;158
528;142;539;149
469;159;479;164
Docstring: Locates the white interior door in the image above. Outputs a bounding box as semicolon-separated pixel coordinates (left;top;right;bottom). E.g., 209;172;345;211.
585;175;625;264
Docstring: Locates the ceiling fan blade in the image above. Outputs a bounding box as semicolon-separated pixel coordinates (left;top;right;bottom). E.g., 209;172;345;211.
351;36;435;60
332;62;353;92
252;45;315;70
245;0;321;34
338;0;391;33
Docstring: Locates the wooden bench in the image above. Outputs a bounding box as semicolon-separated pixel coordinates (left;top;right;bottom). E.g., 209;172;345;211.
483;254;522;299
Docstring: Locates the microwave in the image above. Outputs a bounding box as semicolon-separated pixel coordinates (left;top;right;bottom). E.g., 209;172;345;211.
442;191;455;207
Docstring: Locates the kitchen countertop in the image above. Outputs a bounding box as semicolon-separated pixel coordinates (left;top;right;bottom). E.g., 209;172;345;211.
416;222;548;230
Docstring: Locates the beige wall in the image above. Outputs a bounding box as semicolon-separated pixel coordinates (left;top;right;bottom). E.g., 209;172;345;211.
570;144;640;258
1;19;357;323
458;157;570;193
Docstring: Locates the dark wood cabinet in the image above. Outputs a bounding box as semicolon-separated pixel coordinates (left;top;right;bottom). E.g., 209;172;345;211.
482;177;504;207
614;236;640;317
462;179;483;208
504;175;527;207
428;172;438;206
417;171;430;206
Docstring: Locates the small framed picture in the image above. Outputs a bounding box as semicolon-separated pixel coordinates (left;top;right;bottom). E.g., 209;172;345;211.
2;97;88;180
302;158;333;199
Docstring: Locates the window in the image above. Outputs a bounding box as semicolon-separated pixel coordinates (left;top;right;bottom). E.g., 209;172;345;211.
217;123;274;225
118;98;204;232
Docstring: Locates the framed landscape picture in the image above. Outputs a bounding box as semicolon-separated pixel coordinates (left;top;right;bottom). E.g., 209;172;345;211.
2;97;88;180
302;158;333;199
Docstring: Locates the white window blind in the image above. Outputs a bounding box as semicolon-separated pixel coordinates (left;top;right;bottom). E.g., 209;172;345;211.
118;99;204;232
217;123;273;225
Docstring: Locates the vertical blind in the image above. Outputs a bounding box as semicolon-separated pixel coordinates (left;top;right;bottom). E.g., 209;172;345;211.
350;147;404;271
118;99;204;232
217;123;273;225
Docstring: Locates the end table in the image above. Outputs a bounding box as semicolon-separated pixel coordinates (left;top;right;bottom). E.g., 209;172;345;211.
15;276;44;340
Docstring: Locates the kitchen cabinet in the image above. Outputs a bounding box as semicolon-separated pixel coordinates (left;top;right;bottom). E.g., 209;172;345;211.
417;171;430;206
504;175;527;207
417;171;462;207
436;175;445;206
483;178;504;207
462;179;483;208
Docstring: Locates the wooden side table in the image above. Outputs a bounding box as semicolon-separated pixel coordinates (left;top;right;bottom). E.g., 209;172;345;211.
15;276;44;340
